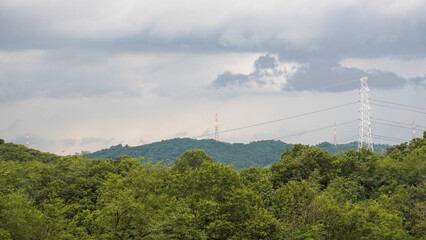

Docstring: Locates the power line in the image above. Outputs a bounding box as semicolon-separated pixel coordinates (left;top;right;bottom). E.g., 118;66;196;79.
372;117;426;129
274;126;331;140
370;98;426;111
371;121;426;130
374;118;411;126
274;120;358;140
373;134;408;143
370;103;426;114
192;101;359;139
373;136;401;143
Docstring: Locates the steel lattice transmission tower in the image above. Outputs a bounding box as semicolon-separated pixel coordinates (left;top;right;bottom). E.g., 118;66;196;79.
26;133;30;148
358;77;374;151
333;122;337;145
214;113;219;141
412;121;416;139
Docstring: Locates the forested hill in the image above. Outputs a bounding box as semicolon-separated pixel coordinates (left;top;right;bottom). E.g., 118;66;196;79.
87;138;292;170
87;138;390;170
0;136;424;239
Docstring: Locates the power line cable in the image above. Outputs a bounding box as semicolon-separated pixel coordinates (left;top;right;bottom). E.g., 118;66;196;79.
372;117;417;127
370;98;426;111
371;121;426;130
274;120;358;140
373;134;407;142
274;126;331;140
370;103;426;114
192;101;359;139
373;134;408;142
373;137;401;143
373;118;411;126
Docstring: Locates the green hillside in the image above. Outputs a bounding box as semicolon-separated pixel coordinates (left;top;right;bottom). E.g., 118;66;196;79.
87;138;390;170
0;136;424;239
87;138;292;170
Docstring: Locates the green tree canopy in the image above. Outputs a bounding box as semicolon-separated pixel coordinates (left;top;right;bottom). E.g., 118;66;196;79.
0;135;424;239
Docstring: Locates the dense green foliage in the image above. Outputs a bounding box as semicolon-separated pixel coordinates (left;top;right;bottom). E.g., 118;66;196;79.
88;138;293;170
316;141;389;155
0;135;424;239
87;138;390;170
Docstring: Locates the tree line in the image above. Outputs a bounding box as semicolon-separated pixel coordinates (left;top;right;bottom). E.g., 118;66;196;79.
87;138;390;170
0;133;424;239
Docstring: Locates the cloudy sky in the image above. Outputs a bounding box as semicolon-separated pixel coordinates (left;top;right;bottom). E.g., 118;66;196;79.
1;0;425;154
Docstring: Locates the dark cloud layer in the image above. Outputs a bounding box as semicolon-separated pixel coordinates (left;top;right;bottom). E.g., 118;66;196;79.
0;1;424;99
0;72;142;102
0;51;144;102
1;1;425;59
212;55;408;92
286;60;406;92
408;75;426;89
212;71;251;88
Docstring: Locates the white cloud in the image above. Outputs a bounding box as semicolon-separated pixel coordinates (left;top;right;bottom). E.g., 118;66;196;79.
212;54;301;92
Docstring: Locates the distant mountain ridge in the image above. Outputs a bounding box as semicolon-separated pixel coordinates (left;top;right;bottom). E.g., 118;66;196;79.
87;138;391;170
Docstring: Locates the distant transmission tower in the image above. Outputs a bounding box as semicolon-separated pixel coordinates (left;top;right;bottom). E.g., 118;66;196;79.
333;122;337;145
26;133;30;148
358;77;374;151
412;121;416;139
214;113;219;141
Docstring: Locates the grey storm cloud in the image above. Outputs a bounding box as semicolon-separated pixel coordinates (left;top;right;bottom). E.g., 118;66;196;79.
0;68;141;102
212;71;250;88
408;75;426;89
212;54;408;92
1;0;425;59
286;60;406;92
0;50;145;102
0;0;425;101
